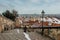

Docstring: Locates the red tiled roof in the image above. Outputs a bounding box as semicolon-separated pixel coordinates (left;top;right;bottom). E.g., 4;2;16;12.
31;21;60;27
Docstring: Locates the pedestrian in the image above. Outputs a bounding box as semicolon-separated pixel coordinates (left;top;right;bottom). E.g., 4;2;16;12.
23;26;27;32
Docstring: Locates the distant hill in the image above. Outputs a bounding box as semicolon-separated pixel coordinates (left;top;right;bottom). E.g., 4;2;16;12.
19;14;60;18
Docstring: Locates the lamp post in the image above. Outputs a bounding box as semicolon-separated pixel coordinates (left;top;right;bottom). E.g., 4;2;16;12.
41;10;45;35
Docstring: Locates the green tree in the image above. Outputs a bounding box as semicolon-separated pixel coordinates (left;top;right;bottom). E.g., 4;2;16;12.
12;10;18;17
2;10;18;21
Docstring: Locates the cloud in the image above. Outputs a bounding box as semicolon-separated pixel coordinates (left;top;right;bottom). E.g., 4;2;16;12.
30;0;40;3
28;0;42;4
0;0;60;14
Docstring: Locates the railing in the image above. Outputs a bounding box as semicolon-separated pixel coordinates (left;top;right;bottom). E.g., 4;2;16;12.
22;26;60;40
25;26;60;29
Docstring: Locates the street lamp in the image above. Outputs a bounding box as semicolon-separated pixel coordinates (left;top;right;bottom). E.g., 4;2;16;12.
41;10;45;35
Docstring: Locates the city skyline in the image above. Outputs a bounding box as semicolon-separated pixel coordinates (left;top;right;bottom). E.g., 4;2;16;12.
0;0;60;14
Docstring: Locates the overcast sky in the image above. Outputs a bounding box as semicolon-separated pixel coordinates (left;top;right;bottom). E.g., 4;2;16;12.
0;0;60;14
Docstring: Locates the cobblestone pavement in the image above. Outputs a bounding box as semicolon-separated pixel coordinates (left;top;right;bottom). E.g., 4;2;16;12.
0;29;52;40
27;32;52;40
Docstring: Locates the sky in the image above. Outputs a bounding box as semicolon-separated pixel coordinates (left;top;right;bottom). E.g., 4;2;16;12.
0;0;60;14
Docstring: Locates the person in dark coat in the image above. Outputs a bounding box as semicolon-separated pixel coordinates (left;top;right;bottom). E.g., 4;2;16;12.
23;25;27;32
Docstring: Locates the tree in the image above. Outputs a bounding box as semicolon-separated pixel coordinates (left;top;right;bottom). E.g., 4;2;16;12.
12;10;18;17
2;10;18;21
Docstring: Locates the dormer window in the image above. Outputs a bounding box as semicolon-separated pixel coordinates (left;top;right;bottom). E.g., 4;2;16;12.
56;21;58;22
53;21;55;22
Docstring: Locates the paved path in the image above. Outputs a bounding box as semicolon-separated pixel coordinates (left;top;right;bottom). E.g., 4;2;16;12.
27;32;52;40
0;29;26;40
0;29;52;40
